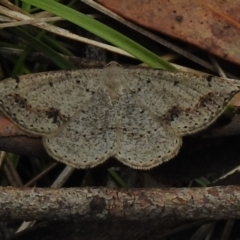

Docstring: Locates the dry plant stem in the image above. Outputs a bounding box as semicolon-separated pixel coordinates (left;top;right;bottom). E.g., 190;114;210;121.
208;54;227;78
3;159;23;187
1;186;240;221
0;151;6;167
82;0;217;72
0;16;62;28
0;48;106;68
24;162;58;187
158;220;214;239
221;219;235;240
51;166;75;188
0;0;29;15
3;165;18;187
190;222;216;239
0;5;133;58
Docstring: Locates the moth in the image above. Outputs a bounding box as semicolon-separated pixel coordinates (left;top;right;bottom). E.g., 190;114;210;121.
0;62;239;169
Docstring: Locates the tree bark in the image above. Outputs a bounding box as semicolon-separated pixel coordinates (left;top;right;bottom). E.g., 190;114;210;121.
0;186;240;221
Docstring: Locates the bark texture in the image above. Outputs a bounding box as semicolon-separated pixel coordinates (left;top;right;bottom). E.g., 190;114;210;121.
0;186;239;221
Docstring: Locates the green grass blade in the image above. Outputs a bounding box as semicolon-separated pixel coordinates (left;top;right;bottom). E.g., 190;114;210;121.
11;27;76;70
21;0;176;70
107;168;128;188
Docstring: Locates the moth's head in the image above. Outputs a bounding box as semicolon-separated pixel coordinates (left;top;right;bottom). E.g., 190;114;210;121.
101;62;127;102
103;62;125;91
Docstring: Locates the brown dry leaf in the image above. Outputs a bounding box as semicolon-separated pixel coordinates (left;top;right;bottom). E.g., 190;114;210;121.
230;92;240;107
95;0;240;65
0;113;26;137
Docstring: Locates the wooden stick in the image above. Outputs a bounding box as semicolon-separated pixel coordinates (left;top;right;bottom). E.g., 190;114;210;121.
0;186;239;221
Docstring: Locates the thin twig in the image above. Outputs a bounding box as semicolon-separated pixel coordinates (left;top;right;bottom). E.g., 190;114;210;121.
0;5;133;58
1;186;240;221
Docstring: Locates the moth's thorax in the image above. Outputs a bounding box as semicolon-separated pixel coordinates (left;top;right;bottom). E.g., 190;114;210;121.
103;65;126;102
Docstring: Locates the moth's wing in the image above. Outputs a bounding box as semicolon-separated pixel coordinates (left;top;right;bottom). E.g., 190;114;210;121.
0;69;102;135
42;88;117;168
125;69;239;136
115;90;182;170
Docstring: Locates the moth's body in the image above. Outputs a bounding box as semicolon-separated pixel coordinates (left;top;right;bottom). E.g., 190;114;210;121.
0;62;239;169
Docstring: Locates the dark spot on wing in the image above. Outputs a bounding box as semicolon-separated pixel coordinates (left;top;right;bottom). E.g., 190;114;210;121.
13;77;20;89
174;81;179;86
13;94;27;108
65;72;71;78
206;75;214;87
46;108;61;124
13;77;20;84
163;106;181;122
198;93;216;108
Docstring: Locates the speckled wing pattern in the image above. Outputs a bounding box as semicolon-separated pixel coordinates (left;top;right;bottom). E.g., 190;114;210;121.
0;63;239;169
0;69;103;134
